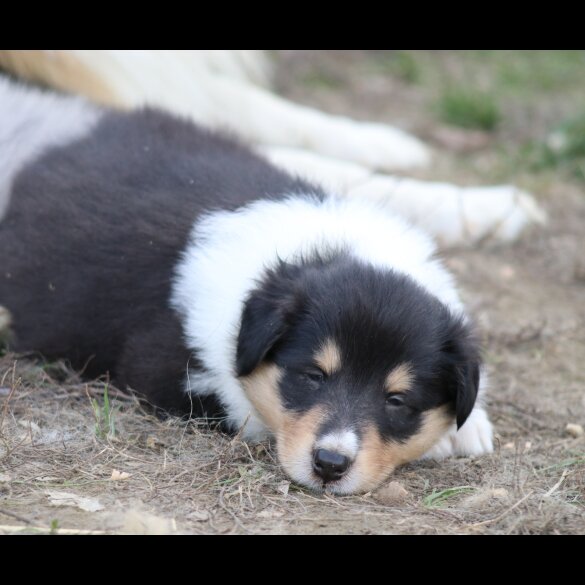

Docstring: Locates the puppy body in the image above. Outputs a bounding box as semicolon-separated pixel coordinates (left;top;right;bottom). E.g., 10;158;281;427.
0;78;492;493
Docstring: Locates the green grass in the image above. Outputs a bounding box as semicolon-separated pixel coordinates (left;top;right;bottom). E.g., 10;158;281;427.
371;51;421;83
423;486;476;507
532;112;585;179
537;456;585;474
493;50;585;91
433;50;585;94
437;88;500;131
375;51;585;172
301;70;345;90
91;383;117;439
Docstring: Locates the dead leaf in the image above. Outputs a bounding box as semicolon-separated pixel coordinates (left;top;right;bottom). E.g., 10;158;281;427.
18;420;41;435
187;510;210;522
121;509;176;535
46;490;104;512
258;509;285;519
0;473;11;483
111;469;131;481
146;435;166;449
276;481;290;496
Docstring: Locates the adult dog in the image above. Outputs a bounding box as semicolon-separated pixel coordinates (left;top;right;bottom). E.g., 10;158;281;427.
0;50;545;247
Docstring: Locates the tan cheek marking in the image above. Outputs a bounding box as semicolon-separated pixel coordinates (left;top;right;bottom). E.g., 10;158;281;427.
392;406;453;464
278;406;326;469
239;363;284;432
241;364;326;479
353;407;453;492
314;339;341;376
385;362;414;394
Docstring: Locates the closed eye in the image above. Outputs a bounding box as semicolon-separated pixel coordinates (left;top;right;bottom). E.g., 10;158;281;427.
385;393;405;407
303;368;326;385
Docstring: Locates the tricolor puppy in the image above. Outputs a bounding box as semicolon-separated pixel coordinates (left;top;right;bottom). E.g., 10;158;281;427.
0;78;493;494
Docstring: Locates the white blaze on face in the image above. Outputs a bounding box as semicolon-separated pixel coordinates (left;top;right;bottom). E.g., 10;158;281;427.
314;430;359;460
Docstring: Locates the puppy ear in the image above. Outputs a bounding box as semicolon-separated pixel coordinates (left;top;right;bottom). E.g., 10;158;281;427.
236;264;303;377
442;316;481;429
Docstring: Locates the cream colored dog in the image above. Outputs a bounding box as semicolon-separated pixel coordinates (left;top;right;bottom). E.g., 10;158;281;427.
0;49;545;246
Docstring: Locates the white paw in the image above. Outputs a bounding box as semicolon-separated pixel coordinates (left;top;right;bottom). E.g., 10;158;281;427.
347;178;546;246
458;185;547;245
421;407;494;460
313;118;432;172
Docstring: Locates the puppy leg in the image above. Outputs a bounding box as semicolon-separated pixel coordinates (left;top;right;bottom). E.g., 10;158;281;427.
421;405;494;459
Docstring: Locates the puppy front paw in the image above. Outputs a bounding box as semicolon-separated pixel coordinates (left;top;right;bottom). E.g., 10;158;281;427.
422;407;494;460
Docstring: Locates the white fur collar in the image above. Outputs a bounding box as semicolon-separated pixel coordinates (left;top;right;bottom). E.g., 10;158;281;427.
170;195;464;439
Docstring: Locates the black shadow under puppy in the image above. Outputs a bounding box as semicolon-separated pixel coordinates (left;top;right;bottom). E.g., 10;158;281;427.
0;77;493;494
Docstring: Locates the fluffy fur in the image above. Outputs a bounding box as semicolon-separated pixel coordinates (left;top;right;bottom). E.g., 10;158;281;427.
0;77;493;494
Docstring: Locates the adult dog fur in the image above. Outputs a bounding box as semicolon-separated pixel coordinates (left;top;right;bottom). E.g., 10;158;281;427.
0;77;492;493
0;50;546;247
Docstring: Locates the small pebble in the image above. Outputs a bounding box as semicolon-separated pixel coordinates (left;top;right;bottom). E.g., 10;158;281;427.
500;265;516;280
565;423;584;438
373;481;410;505
461;487;509;509
187;510;210;522
111;469;131;481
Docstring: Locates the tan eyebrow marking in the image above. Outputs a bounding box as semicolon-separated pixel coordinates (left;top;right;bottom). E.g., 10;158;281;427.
385;363;414;393
314;339;342;375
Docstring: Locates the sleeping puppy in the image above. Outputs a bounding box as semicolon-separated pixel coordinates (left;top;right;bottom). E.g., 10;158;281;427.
0;77;493;494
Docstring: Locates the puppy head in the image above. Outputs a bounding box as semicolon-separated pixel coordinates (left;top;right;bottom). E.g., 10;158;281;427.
236;256;480;494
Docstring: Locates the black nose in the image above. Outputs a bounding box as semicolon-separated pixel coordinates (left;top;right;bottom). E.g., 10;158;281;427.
312;449;351;483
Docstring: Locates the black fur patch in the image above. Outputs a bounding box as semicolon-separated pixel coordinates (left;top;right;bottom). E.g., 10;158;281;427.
0;106;320;416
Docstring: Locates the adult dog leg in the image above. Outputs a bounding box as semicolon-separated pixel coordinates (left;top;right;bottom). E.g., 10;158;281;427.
0;50;431;172
261;146;546;247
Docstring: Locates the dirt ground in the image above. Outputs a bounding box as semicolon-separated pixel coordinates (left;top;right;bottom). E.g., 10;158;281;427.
1;51;584;534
